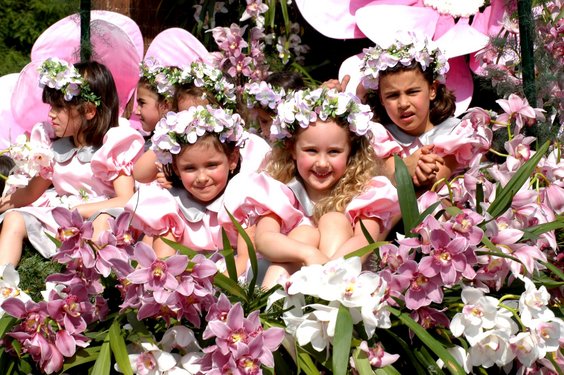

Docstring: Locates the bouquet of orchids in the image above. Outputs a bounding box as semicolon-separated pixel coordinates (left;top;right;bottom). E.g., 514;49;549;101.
0;92;563;375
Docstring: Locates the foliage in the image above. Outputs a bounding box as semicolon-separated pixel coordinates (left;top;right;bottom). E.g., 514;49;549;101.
0;0;79;75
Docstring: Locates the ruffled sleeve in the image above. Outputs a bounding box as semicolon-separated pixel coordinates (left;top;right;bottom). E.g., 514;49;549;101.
239;133;271;174
29;122;55;180
125;183;185;239
432;118;492;166
220;172;304;234
345;176;400;231
91;126;145;181
370;122;404;158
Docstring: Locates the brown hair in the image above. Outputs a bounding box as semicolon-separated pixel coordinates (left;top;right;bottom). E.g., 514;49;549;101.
367;61;456;126
42;60;119;147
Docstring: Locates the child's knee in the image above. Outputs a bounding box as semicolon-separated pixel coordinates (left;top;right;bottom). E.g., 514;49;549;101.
2;211;26;235
318;211;349;229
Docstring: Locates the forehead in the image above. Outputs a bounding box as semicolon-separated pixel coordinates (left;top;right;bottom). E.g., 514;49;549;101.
295;120;350;145
136;85;159;100
176;141;227;162
379;69;428;90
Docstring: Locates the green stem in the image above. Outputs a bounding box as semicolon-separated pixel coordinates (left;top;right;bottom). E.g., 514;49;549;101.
498;303;527;331
488;148;509;158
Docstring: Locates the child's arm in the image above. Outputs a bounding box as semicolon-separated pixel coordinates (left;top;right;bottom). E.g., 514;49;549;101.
254;214;327;266
330;217;382;261
132;150;160;183
0;176;52;213
234;225;254;277
413;152;458;188
73;173;135;218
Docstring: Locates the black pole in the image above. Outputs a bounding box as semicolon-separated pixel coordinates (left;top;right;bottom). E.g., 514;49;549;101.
80;0;91;62
517;0;536;106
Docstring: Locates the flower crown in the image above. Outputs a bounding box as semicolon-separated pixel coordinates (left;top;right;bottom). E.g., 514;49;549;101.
150;105;248;165
242;81;286;111
139;57;180;100
38;58;101;107
360;31;450;90
177;61;237;110
270;88;374;140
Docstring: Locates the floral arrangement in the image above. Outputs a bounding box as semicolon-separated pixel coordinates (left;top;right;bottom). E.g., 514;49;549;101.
0;91;563;375
139;57;180;100
423;0;485;18
38;57;101;107
177;61;237;110
270;87;374;139
360;31;450;90
242;80;286;111
150;105;248;165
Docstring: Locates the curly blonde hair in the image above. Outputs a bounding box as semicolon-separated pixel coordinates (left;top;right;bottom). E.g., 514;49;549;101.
265;118;381;222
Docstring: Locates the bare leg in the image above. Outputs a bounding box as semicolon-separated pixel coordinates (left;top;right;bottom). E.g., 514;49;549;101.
0;211;27;266
261;262;300;290
153;232;177;258
318;212;354;258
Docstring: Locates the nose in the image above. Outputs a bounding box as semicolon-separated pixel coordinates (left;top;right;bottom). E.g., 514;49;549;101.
134;105;141;115
48;107;56;119
398;94;409;109
195;170;208;184
315;154;329;169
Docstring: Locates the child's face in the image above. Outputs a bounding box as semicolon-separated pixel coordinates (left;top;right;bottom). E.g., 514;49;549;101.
255;108;273;139
135;85;169;133
48;105;81;139
173;141;239;204
291;120;351;202
378;69;437;136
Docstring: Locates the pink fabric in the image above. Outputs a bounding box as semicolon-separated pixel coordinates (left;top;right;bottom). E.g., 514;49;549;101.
0;73;25;149
220;172;304;234
432;119;491;166
91;125;145;181
11;61;49;132
145;28;212;67
345;176;400;230
445;56;474;117
90;10;144;61
239;134;271;175
369;122;403;158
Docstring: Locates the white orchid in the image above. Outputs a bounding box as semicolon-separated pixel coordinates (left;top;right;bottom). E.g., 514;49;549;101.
468;329;516;368
518;276;555;326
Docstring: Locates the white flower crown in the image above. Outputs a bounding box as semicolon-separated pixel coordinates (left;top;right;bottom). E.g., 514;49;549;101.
177;61;237;110
270;88;374;140
139;57;180;100
150;105;249;165
360;31;450;90
242;81;286;111
38;58;101;107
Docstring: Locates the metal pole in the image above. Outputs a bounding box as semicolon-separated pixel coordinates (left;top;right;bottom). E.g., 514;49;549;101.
80;0;91;62
517;0;536;106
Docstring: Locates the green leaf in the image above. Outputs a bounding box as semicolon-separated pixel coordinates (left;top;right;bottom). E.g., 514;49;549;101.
344;241;388;260
414;346;445;375
225;209;259;295
62;347;101;371
475;182;484;215
221;228;239;282
384;330;427;375
214;273;248;302
539;260;564;282
487;140;549;218
109;318;133;375
296;345;322;375
161;237;198;257
394;155;419;235
0;316;16;337
352;347;375;375
413;202;442;228
388;307;465;374
91;333;111;375
522;216;564;241
375;366;402;375
333;304;353;375
359;218;375;243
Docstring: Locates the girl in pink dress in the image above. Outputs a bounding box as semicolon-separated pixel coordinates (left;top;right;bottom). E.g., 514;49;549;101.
125;105;251;277
360;31;491;189
0;58;144;266
225;88;400;288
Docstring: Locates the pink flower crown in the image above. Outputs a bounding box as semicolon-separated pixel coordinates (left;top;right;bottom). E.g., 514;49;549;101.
270;88;374;140
151;105;249;165
360;31;450;90
139;57;180;100
242;81;287;111
38;58;101;107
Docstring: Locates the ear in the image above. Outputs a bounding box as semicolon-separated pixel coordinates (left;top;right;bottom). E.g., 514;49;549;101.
159;99;173;115
229;148;240;171
429;81;439;101
84;103;97;120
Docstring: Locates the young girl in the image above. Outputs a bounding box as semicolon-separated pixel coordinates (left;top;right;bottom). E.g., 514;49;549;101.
125;105;251;276
360;32;488;188
0;58;144;266
226;88;400;288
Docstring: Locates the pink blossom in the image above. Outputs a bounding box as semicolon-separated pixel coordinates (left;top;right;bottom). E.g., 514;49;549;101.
398;261;443;310
496;94;539;134
358;341;399;368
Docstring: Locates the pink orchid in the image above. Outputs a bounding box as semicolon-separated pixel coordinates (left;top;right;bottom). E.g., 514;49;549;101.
51;207;96;268
397;261;444;310
496;94;539;134
542;184;564;214
358;341;399;368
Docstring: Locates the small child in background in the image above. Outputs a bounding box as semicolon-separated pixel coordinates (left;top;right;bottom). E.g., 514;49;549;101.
241;71;306;140
360;31;489;188
0;155;15;196
226;88;400;288
125;105;251;276
0;58;144;266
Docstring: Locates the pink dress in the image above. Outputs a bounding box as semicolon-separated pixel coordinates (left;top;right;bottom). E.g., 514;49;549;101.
125;182;240;251
222;172;400;233
1;122;144;257
371;117;490;169
239;133;271;174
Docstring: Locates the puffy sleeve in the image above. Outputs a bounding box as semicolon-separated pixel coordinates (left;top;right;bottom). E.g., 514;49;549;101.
29;122;55;180
239;133;272;174
220;172;304;234
345;176;400;231
125;183;185;239
91;126;144;181
431;118;492;166
370;122;403;158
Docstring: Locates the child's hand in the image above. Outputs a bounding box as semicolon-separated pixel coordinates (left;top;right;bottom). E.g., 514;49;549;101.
155;163;172;189
321;74;351;92
412;146;445;187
